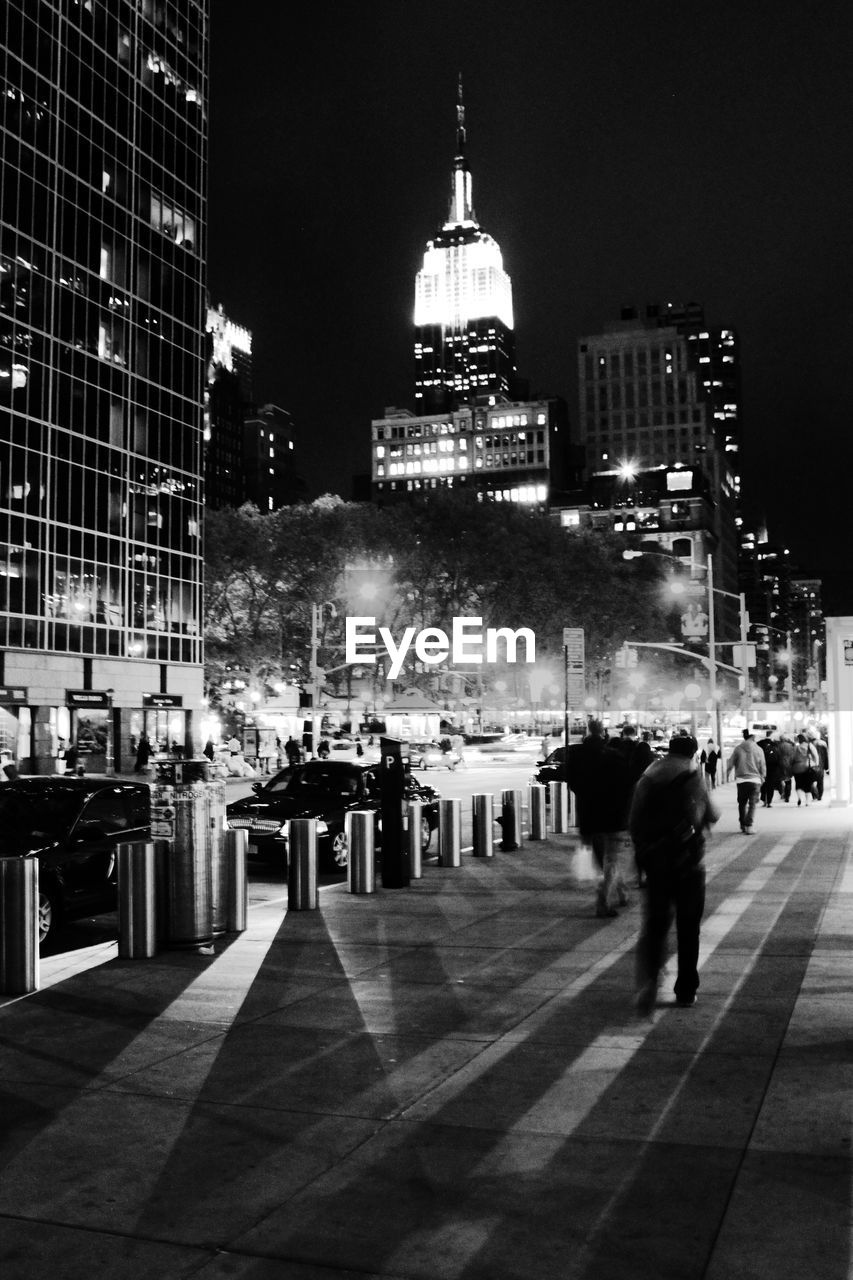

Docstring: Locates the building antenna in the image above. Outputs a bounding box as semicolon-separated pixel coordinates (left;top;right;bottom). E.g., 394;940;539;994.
449;72;475;225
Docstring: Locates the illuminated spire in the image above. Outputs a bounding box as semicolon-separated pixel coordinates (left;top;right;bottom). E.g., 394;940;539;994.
446;73;476;228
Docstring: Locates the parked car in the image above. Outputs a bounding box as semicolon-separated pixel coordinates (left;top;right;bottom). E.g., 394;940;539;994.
0;777;151;946
408;741;459;770
226;760;440;872
532;747;568;789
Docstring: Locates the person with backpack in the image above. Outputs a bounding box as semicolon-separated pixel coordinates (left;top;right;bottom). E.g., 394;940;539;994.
791;732;819;806
725;730;766;833
757;730;783;807
629;734;719;1014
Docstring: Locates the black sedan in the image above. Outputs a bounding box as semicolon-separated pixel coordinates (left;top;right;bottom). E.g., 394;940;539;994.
532;747;568;789
225;760;440;873
0;777;151;946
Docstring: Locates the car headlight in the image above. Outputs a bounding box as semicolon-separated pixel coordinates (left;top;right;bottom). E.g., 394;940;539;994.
277;819;329;837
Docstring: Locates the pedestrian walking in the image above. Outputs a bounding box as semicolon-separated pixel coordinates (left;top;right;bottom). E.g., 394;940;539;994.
725;729;766;833
757;730;783;807
700;739;720;789
285;735;301;767
810;730;829;800
630;734;719;1014
203;737;216;762
791;733;819;806
565;719;633;918
134;732;152;774
776;733;795;802
608;724;655;887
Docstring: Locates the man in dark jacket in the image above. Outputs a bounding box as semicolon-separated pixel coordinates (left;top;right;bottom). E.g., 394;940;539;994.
565;720;633;918
629;734;719;1014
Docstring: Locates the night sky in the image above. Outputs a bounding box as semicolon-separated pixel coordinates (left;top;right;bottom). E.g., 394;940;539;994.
207;1;853;613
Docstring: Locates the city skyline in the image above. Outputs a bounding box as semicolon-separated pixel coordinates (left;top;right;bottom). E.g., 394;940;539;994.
207;1;853;612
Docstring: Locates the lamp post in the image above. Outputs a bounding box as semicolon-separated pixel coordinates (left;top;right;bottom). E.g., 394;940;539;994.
623;548;751;747
310;601;337;757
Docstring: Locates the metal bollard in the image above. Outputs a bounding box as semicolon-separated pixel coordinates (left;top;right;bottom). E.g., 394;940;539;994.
528;783;547;840
224;828;248;932
500;789;523;851
569;786;577;828
153;839;170;950
407;799;423;878
438;797;462;867
472;793;494;858
0;856;38;995
118;841;157;959
168;787;213;948
549;781;569;834
287;818;318;910
347;811;376;894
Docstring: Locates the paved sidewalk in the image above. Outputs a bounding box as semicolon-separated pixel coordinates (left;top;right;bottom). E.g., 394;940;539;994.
1;786;851;1280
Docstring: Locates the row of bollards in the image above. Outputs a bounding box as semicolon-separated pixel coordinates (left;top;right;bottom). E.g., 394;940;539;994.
1;781;574;992
0;825;250;996
285;781;574;909
117;827;249;960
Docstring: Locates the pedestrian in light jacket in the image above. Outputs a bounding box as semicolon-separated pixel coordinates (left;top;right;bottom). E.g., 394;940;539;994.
725;730;765;834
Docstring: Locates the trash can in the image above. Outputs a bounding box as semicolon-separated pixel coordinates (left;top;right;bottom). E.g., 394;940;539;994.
0;855;38;995
347;811;376;894
117;841;157;959
153;758;210;786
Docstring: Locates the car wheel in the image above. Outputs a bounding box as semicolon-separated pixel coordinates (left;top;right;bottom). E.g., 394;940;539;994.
421;815;433;852
38;888;59;946
330;830;349;869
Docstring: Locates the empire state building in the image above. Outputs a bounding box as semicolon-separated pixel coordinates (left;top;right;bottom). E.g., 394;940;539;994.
414;80;517;412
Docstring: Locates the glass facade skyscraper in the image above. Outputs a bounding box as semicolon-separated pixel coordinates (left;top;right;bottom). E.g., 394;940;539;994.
0;1;208;772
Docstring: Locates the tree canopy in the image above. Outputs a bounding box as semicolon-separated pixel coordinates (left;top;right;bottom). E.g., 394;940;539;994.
203;493;676;715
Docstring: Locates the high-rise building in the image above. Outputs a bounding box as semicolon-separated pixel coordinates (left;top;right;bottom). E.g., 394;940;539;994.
576;303;742;601
413;79;518;412
242;403;305;511
0;1;208;772
205;303;253;510
577;304;740;485
371;396;569;506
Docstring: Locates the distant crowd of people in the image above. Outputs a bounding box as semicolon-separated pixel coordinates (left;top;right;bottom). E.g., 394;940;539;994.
563;720;828;1018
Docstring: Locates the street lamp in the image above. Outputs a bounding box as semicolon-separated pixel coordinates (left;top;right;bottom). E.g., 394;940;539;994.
623;548;751;745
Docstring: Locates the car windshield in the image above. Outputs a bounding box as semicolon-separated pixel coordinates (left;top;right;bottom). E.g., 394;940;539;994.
263;768;294;793
283;765;361;798
0;784;84;850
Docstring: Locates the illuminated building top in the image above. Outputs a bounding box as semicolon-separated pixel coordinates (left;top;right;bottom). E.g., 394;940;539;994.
206;303;252;374
414;77;514;332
